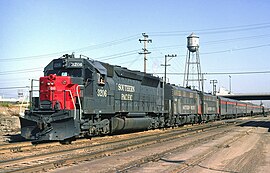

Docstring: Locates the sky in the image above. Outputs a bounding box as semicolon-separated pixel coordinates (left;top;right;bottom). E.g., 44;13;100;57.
1;0;270;105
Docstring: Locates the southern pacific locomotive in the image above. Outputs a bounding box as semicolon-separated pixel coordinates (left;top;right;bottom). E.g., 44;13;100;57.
20;54;266;144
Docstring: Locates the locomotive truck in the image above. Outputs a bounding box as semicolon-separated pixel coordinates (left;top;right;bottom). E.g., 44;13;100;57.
20;54;265;144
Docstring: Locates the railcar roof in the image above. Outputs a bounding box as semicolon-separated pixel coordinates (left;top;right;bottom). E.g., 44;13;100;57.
171;85;198;93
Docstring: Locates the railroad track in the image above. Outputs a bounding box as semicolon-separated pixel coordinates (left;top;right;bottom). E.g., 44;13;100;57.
167;128;255;173
0;120;239;173
115;118;268;173
1;115;259;154
0;119;224;155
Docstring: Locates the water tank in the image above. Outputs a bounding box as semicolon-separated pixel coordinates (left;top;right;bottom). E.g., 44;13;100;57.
187;33;199;52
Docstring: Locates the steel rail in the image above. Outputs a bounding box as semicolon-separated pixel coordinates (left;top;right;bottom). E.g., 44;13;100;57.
1;121;238;173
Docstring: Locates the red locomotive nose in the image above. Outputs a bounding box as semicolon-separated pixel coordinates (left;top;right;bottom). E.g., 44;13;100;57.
40;75;80;110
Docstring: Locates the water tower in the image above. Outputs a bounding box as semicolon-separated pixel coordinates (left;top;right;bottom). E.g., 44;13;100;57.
183;33;203;91
187;33;199;52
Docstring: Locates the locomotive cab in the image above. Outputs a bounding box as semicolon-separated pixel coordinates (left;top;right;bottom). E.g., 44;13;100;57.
38;54;84;112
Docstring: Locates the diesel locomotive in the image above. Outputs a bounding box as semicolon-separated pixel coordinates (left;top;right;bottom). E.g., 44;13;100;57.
20;54;266;144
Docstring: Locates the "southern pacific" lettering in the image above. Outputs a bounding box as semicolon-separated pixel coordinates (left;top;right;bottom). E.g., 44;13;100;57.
117;84;135;92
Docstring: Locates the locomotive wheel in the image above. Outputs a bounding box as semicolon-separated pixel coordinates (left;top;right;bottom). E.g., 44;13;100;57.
85;134;92;140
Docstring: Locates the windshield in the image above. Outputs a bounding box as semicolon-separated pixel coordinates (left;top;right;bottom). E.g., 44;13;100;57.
46;69;82;77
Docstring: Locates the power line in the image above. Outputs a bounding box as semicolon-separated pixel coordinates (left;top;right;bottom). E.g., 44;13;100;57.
201;43;270;55
0;67;42;73
0;86;29;90
149;22;270;36
0;68;42;75
205;71;270;75
203;34;270;45
0;70;41;76
148;34;270;53
153;70;270;76
96;49;140;60
1;41;269;76
151;42;270;57
150;22;270;34
118;54;141;66
2;31;269;63
0;51;141;76
0;51;140;75
0;34;140;62
75;34;140;52
150;42;270;59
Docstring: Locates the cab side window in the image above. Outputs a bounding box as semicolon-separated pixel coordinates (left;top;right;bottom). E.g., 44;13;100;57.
97;73;105;85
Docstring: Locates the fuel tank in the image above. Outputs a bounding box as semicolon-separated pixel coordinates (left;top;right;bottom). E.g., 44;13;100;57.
111;117;152;133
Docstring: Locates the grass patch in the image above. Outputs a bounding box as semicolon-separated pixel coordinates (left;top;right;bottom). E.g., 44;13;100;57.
0;102;12;107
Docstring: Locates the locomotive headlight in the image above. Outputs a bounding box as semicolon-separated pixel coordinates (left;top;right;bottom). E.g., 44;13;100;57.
47;82;51;86
51;82;54;86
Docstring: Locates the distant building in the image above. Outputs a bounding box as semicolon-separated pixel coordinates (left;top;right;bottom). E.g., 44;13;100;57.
0;96;20;103
0;90;26;103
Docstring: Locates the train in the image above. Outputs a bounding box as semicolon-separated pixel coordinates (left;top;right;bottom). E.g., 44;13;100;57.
20;53;267;144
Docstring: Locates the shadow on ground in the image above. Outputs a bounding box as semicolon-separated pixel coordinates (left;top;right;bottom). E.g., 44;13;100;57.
3;133;27;143
238;121;270;132
159;158;185;164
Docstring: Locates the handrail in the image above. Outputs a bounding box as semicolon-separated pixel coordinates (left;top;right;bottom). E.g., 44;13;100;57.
66;90;76;120
76;85;82;120
29;79;39;110
29;89;39;110
19;95;28;117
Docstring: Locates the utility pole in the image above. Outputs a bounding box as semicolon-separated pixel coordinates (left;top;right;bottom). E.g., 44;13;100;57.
202;73;205;93
139;33;152;73
210;79;218;95
161;54;177;83
229;75;232;94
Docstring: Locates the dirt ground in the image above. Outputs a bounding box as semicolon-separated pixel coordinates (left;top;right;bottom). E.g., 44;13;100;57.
51;116;270;173
129;119;270;173
0;104;21;142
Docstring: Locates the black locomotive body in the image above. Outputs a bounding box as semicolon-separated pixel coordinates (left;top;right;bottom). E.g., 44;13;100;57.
19;54;266;143
20;54;165;143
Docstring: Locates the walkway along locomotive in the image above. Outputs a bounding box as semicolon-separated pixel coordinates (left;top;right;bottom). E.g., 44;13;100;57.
20;54;266;144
